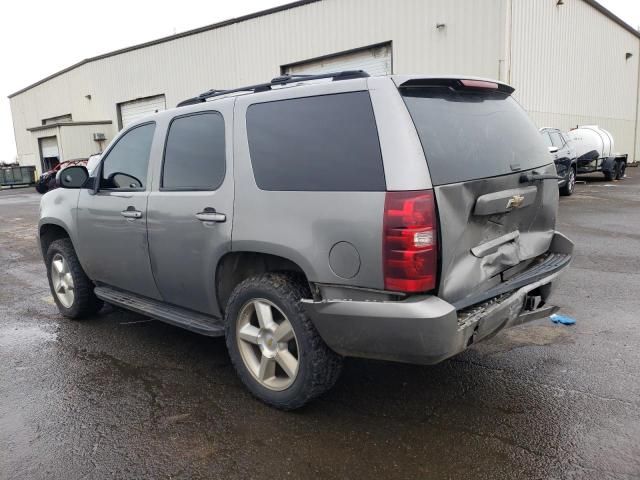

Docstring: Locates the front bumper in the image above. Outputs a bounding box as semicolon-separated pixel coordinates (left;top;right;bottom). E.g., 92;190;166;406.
303;232;574;365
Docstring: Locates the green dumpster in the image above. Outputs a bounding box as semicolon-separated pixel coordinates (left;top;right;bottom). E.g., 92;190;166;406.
0;166;36;188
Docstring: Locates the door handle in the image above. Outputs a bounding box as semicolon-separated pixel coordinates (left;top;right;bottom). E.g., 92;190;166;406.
121;207;143;219
195;207;226;223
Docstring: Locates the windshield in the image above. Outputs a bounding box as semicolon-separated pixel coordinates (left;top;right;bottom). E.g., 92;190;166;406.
401;87;550;186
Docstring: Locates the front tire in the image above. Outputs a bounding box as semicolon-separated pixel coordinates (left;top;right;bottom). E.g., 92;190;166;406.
35;177;49;194
46;238;103;319
225;273;343;409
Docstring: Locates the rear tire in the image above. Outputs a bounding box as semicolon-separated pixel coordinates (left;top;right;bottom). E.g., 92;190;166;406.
560;166;576;196
225;273;343;410
46;238;103;319
616;161;626;180
604;161;618;181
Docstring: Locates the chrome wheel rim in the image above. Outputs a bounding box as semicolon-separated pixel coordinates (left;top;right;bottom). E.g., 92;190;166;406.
51;253;75;308
568;169;576;193
236;299;299;391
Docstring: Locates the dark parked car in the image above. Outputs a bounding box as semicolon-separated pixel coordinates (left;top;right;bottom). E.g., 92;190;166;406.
35;154;101;194
540;127;577;196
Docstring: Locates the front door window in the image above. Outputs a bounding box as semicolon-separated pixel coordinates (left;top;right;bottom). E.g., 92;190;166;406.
100;123;155;190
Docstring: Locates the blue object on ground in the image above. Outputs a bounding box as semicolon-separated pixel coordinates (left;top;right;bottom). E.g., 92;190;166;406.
550;314;576;325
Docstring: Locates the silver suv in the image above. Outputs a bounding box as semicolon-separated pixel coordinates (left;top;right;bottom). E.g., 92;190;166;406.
39;72;574;409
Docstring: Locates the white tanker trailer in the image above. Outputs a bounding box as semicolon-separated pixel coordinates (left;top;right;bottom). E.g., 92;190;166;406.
566;125;627;181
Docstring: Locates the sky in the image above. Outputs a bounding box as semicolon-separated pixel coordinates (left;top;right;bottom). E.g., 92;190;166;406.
0;0;639;162
0;0;290;162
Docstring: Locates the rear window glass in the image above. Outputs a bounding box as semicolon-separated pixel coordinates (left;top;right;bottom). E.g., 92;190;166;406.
401;87;549;186
246;92;385;191
549;131;564;148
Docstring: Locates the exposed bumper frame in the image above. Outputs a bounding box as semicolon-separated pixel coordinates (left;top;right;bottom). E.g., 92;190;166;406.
303;232;574;365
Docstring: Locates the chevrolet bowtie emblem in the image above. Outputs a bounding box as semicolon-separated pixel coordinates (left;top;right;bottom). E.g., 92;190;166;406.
506;194;525;209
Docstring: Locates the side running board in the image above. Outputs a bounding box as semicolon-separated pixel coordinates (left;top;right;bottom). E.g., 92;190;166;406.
94;286;225;337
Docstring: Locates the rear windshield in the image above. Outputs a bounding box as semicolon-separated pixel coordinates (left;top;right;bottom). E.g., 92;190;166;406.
401;87;549;186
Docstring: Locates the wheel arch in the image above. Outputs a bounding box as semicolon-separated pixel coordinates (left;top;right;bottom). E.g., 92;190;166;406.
39;222;72;258
215;251;310;315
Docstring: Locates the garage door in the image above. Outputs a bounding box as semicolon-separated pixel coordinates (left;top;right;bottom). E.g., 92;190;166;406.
40;136;59;158
119;95;166;129
284;44;392;77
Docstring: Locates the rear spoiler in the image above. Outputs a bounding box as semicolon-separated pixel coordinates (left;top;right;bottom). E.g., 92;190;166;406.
398;78;515;95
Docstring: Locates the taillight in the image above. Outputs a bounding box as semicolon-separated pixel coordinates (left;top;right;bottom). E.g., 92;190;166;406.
383;190;438;293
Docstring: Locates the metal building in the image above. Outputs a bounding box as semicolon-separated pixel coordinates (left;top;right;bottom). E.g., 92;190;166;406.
9;0;640;175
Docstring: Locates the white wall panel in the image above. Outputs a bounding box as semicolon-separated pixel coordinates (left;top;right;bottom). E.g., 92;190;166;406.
11;0;639;170
510;0;639;159
60;124;114;160
9;0;508;174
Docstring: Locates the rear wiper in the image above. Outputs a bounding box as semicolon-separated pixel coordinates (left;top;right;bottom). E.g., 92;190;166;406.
520;171;562;183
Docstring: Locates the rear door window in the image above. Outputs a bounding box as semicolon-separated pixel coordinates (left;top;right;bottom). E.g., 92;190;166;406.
246;92;385;191
162;112;226;190
400;86;549;185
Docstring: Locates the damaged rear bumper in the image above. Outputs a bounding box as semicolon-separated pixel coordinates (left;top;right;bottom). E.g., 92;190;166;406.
302;232;574;365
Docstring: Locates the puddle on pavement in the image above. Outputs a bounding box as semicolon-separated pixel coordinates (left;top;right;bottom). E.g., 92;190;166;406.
0;324;58;348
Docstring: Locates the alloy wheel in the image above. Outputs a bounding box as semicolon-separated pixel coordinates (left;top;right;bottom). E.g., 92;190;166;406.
51;253;75;308
568;168;576;193
236;299;299;391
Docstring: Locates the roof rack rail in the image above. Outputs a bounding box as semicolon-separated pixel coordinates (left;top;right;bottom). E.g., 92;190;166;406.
176;70;370;107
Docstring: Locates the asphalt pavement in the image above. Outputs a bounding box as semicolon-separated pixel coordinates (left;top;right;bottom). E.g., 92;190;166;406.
1;172;639;479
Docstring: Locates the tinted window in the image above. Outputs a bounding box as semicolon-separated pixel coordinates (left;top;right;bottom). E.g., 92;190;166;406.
101;123;155;190
246;92;385;191
401;87;549;185
162;112;225;190
549;131;565;148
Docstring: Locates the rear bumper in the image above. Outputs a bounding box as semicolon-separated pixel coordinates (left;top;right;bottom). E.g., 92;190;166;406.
303;232;574;365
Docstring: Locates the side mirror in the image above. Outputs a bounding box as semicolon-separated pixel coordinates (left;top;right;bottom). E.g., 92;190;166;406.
548;146;559;154
56;166;89;189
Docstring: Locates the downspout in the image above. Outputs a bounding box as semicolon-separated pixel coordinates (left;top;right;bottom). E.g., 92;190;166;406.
634;36;640;164
508;0;513;83
57;125;64;162
503;0;513;84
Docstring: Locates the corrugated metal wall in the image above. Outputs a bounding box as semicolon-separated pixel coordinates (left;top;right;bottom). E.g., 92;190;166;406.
10;0;639;172
59;125;113;160
9;0;508;173
510;0;640;159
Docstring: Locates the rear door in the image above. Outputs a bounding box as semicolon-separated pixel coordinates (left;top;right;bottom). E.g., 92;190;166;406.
146;100;234;316
398;79;558;307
